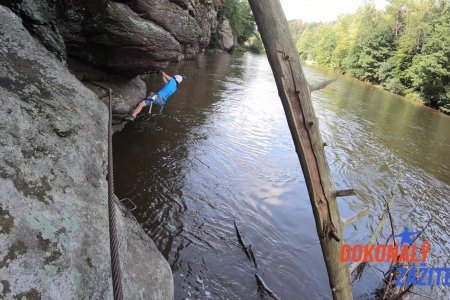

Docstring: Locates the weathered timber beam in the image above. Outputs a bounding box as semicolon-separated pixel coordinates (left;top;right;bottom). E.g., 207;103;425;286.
335;189;356;197
248;1;352;299
310;79;336;92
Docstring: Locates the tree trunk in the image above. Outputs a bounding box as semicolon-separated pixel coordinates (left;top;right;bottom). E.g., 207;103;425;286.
247;1;352;299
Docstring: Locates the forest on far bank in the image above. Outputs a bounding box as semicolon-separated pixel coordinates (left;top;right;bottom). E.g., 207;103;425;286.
289;0;449;113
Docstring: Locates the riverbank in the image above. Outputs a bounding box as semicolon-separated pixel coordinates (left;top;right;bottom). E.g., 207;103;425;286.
303;60;450;115
291;1;450;115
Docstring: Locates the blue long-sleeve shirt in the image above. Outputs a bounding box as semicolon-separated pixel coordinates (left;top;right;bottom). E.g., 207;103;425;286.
157;78;177;101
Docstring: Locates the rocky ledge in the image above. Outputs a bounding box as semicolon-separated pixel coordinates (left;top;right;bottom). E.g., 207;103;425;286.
1;0;227;77
0;6;173;299
1;0;234;118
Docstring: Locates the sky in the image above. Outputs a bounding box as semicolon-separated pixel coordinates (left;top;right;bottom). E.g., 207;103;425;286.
280;0;388;22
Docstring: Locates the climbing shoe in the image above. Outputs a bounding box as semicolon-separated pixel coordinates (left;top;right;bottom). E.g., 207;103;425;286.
124;114;136;122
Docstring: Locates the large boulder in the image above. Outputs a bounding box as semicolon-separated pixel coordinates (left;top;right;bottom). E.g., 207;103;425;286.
217;18;235;51
2;0;226;76
0;0;67;61
128;0;202;45
115;196;174;300
85;77;147;115
66;2;183;75
68;57;147;115
0;6;173;299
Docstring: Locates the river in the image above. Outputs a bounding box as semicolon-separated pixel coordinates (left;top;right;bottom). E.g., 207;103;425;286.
113;52;450;299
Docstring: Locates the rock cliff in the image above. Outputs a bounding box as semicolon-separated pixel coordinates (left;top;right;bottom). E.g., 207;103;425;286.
1;0;232;116
1;0;226;76
0;6;174;299
0;0;236;298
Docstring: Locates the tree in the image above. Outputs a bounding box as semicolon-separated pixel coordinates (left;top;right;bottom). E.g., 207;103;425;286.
407;2;450;111
358;21;395;83
218;0;256;45
249;2;353;299
296;23;321;61
289;0;449;112
330;15;353;70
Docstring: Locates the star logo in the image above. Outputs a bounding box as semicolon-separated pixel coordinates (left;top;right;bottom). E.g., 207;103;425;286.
393;227;421;245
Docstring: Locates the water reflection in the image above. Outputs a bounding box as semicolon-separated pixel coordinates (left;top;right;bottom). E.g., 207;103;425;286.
114;53;450;299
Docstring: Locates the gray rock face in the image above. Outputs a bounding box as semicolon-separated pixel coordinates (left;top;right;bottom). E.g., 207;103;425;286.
217;18;235;51
2;0;225;76
128;0;202;45
68;2;183;75
68;58;147;114
115;196;174;300
0;6;173;299
0;0;67;61
89;76;146;115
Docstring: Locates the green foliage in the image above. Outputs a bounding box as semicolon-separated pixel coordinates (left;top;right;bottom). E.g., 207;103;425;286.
245;32;265;54
295;23;323;60
406;2;450;111
218;0;256;45
289;0;450;112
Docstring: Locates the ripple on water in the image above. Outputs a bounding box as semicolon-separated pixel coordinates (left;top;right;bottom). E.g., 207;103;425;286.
113;53;450;299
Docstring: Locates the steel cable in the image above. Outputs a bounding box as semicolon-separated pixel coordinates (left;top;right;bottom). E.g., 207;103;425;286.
107;88;124;300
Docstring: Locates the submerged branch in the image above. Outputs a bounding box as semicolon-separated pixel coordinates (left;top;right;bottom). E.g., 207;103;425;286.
234;221;251;259
248;244;258;269
343;207;370;226
255;274;281;300
409;217;433;246
350;183;399;273
391;284;413;300
383;195;396;247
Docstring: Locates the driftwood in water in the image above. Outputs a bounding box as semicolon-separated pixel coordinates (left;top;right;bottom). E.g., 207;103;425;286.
350;184;399;273
248;245;258;269
310;79;336;92
234;221;251;259
248;1;352;299
350;181;432;299
368;216;432;299
255;274;281;300
342;208;370;226
234;221;258;268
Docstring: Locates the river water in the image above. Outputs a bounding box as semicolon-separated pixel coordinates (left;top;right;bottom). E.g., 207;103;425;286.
113;53;450;299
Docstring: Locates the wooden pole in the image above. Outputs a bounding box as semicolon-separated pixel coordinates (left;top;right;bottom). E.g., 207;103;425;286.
247;1;352;299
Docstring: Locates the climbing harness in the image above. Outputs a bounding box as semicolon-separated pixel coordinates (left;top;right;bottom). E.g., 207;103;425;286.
147;96;165;114
148;100;153;113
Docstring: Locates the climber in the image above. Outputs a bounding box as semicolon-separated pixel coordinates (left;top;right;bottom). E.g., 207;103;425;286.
124;70;183;121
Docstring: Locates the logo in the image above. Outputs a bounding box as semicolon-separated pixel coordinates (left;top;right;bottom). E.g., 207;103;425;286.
340;227;450;287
